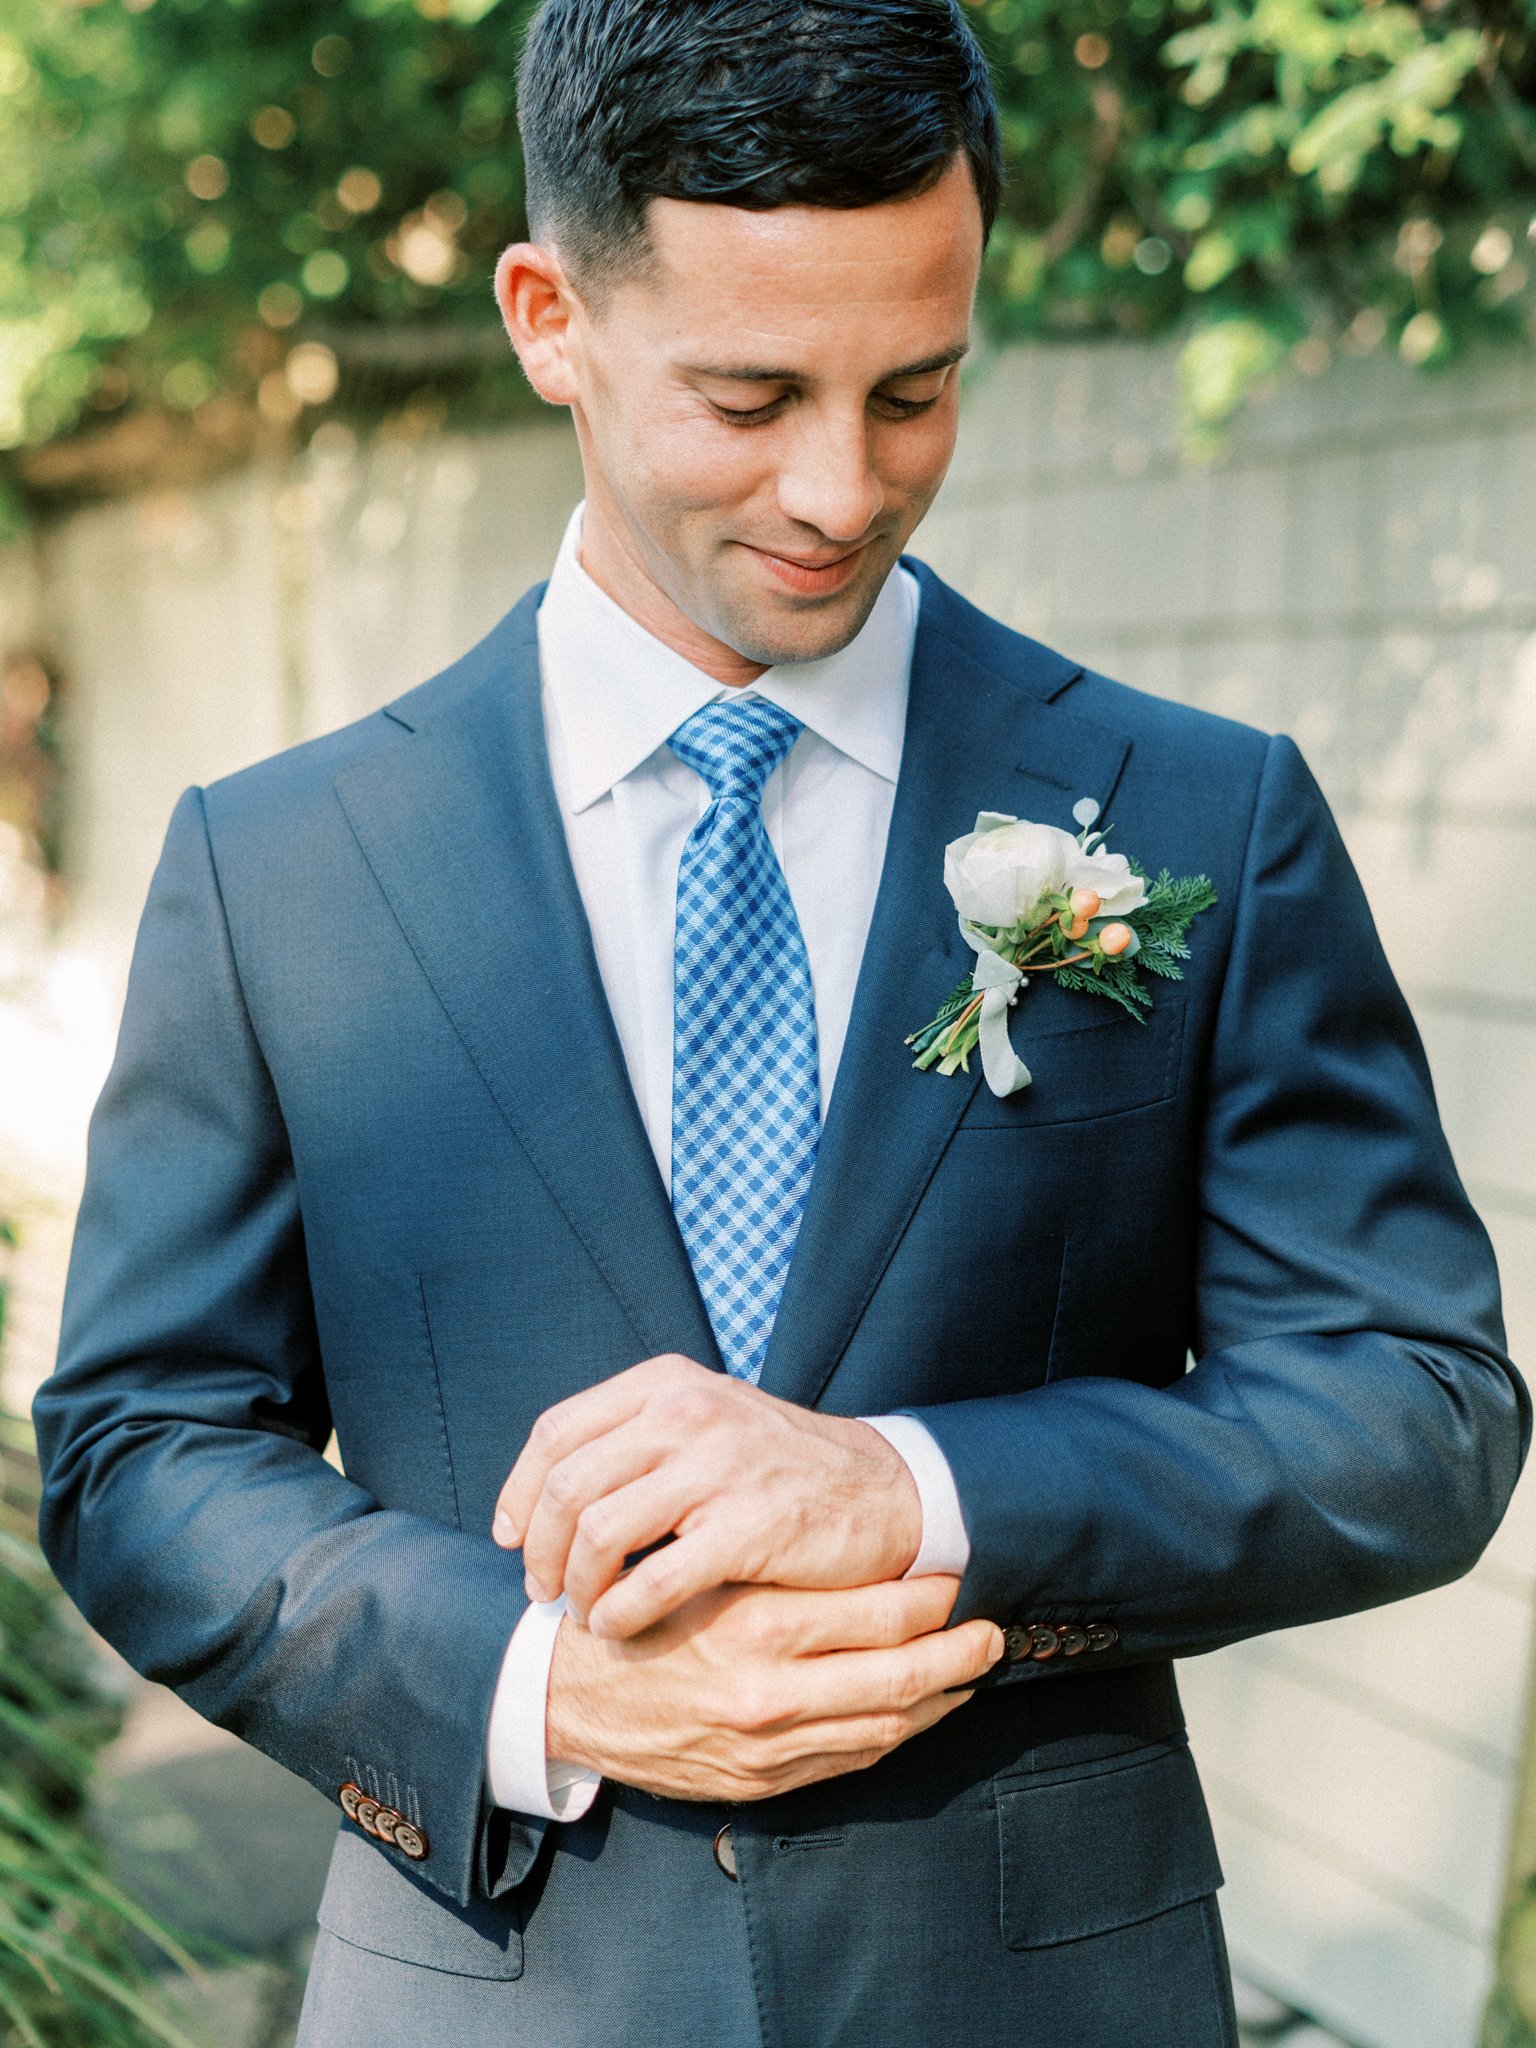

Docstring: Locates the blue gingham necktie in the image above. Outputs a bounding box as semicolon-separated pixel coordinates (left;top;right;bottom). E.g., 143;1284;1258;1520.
668;697;821;1383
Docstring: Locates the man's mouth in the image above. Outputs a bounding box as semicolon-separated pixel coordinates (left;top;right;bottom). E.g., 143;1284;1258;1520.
740;541;872;598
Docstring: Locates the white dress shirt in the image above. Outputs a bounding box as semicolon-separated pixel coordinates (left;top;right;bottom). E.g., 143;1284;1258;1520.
485;507;971;1821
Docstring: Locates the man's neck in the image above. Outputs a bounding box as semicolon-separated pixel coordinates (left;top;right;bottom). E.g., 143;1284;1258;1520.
575;499;768;690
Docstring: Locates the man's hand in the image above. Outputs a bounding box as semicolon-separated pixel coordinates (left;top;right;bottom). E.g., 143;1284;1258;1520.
546;1576;1002;1802
493;1355;924;1638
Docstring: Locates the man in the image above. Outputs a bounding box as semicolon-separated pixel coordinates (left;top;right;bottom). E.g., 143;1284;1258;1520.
33;2;1526;2043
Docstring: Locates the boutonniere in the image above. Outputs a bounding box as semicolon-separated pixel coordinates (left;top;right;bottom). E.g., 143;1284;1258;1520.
905;799;1217;1098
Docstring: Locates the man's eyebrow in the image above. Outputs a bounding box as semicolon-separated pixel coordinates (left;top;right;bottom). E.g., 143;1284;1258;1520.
681;342;972;383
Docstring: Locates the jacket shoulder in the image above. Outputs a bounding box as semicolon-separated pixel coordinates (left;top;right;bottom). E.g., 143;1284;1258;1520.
910;558;1272;775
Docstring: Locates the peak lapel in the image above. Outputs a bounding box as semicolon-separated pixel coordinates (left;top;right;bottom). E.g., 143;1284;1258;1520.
332;591;722;1371
756;568;1130;1411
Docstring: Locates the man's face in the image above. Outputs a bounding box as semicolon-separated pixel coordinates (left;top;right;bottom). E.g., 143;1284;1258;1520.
549;156;983;668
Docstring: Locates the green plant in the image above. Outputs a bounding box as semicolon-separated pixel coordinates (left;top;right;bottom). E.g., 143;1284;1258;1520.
968;0;1536;434
1484;1871;1536;2045
0;0;1531;521
0;1227;205;2048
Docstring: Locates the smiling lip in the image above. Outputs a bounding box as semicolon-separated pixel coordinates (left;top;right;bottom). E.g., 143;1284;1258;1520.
744;543;869;597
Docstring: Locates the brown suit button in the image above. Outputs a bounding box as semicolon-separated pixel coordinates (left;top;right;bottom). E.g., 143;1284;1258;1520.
392;1820;429;1862
1002;1626;1032;1663
713;1824;739;1881
354;1796;383;1837
1058;1627;1089;1658
1028;1626;1062;1661
338;1782;366;1823
1086;1623;1119;1653
372;1806;401;1846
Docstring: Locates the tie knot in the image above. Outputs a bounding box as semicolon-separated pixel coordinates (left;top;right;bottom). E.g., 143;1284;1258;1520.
667;697;803;807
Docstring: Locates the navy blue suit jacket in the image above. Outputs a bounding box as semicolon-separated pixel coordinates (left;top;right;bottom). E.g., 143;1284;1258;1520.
34;563;1526;2020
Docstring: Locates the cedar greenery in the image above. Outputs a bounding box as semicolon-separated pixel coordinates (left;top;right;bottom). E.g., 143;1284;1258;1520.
1053;866;1220;1021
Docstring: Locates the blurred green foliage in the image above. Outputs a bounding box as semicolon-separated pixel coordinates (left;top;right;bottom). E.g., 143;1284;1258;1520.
1485;1872;1536;2045
968;0;1536;434
0;1233;203;2047
0;0;1532;522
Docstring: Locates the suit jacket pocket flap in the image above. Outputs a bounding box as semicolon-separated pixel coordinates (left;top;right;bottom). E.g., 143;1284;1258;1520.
997;1738;1222;1950
318;1824;524;1979
957;988;1186;1129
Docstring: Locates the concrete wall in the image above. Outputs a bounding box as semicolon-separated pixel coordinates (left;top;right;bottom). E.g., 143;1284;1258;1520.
14;335;1536;2047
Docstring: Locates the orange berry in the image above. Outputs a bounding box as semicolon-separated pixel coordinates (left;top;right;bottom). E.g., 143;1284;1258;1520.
1066;914;1091;940
1070;887;1101;919
1099;922;1134;957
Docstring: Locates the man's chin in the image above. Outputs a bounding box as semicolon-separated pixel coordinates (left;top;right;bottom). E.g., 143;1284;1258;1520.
711;562;894;670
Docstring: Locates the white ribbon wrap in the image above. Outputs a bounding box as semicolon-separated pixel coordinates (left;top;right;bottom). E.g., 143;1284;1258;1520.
962;926;1033;1098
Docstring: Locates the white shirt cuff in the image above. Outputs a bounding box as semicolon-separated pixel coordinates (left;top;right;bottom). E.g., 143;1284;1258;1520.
485;1595;602;1823
861;1413;972;1579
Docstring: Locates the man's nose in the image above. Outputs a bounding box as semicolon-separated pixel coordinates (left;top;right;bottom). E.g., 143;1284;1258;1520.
775;413;885;545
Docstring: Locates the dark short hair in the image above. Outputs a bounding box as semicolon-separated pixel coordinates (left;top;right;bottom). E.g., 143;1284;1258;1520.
516;0;1000;289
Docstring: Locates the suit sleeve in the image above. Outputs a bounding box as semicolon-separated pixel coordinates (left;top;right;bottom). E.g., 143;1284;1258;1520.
33;787;545;1907
908;733;1529;1660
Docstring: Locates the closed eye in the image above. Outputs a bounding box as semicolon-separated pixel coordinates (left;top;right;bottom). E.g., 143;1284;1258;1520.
710;390;944;428
711;397;790;427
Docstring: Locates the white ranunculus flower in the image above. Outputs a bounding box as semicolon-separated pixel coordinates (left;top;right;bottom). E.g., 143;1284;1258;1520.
943;814;1079;929
943;811;1149;930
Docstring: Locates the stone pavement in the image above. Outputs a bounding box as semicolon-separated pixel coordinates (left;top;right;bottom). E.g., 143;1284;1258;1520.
96;1672;1352;2048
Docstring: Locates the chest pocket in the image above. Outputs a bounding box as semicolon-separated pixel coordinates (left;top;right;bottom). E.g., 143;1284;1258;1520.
956;986;1187;1130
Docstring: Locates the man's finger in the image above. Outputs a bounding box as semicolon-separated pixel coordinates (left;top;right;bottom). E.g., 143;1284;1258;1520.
494;1353;705;1546
739;1575;964;1656
586;1524;745;1638
563;1469;703;1616
805;1684;974;1758
519;1419;687;1601
763;1617;1002;1729
758;1688;975;1795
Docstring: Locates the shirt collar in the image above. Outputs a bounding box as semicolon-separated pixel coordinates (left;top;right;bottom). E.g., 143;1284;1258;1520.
537;503;916;814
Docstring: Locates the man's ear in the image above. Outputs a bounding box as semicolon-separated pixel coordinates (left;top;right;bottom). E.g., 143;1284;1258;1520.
495;242;583;407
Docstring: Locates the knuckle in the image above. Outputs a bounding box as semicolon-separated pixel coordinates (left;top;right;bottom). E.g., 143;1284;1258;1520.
573;1499;616;1553
736;1601;785;1656
870;1711;907;1751
658;1387;715;1432
638;1547;685;1605
728;1681;780;1734
529;1408;571;1457
876;1660;922;1713
543;1462;587;1512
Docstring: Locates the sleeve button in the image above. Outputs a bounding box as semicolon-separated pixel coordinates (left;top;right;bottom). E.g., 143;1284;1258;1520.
338;1782;366;1823
1086;1623;1119;1653
1028;1625;1062;1661
392;1820;430;1862
1002;1626;1032;1663
1058;1626;1089;1657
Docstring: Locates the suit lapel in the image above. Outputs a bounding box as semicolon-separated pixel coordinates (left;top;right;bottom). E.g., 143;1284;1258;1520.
333;589;723;1371
757;566;1131;1410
